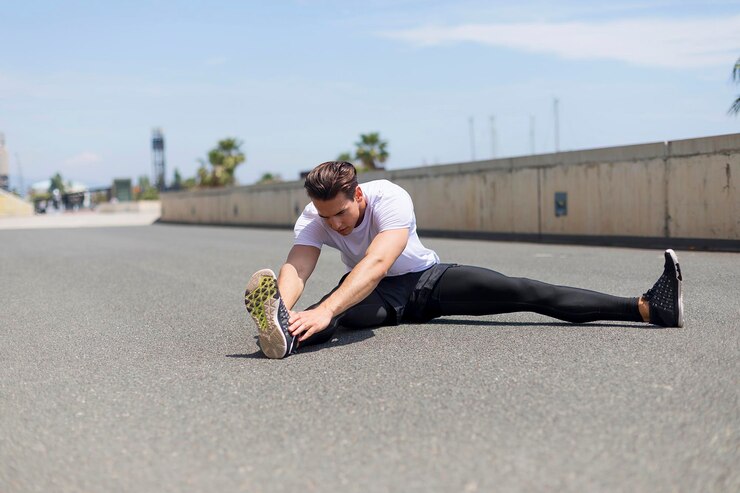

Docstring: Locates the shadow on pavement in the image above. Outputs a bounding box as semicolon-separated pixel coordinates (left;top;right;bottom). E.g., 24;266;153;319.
226;318;660;359
226;328;376;359
297;327;375;355
432;318;655;330
226;350;266;359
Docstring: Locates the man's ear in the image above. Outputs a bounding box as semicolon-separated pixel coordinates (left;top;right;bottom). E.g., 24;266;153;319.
354;186;364;203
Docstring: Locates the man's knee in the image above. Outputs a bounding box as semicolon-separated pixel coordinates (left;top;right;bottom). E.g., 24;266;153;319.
341;303;392;328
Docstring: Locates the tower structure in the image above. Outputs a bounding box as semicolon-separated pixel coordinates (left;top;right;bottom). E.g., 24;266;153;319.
0;133;9;191
151;128;166;191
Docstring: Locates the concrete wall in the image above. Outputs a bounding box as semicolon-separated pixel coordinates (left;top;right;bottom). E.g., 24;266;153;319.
160;134;740;246
0;189;33;217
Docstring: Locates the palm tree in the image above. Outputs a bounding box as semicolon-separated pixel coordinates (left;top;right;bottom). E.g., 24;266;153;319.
209;138;245;186
197;138;246;187
354;133;389;170
730;57;740;115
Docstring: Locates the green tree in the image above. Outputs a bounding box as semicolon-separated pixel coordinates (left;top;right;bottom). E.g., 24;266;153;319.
48;172;66;194
354;132;388;170
136;175;159;200
173;168;183;190
196;160;212;187
257;172;282;185
337;152;353;162
140;188;159;200
138;175;151;190
198;137;246;187
730;57;740;115
183;177;197;189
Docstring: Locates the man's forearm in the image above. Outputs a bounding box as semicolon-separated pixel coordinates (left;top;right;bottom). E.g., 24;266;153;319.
319;255;387;318
277;263;305;311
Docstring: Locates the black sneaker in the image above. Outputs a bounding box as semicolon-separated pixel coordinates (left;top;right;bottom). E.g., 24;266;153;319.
244;269;296;359
642;249;684;327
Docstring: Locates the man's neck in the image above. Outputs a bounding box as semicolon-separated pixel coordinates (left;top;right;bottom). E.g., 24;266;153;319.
355;194;367;227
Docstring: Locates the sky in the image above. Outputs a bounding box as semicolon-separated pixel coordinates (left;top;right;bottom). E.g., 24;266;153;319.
1;0;739;189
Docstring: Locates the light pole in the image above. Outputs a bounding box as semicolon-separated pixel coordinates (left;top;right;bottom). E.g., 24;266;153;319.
553;97;560;152
529;115;536;155
490;115;497;158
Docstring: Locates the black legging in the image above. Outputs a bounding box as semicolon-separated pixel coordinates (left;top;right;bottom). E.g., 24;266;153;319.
299;286;392;347
427;265;642;324
298;264;642;348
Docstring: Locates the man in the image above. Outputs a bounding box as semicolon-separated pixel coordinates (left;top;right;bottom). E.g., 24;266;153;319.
244;161;684;359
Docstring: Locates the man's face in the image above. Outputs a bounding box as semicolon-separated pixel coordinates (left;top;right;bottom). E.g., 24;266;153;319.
312;187;364;236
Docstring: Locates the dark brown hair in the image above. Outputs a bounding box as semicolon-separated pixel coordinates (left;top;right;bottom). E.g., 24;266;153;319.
304;161;358;200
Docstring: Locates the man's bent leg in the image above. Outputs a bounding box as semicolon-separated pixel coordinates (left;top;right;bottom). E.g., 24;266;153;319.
429;265;643;324
298;289;394;348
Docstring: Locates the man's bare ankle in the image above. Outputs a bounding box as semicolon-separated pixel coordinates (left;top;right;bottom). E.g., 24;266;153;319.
638;296;650;322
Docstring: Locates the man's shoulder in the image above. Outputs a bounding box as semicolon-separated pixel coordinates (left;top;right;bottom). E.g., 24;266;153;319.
363;179;414;227
295;202;320;229
300;201;318;216
360;179;407;198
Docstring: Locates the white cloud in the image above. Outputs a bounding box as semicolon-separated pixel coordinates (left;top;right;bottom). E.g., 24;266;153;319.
64;151;102;167
381;15;740;69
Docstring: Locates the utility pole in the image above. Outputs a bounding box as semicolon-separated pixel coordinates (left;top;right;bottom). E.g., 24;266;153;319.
490;115;497;158
468;116;476;161
553;97;560;152
529;115;536;155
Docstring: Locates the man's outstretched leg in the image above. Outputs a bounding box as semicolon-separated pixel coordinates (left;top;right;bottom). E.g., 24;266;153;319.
425;249;684;327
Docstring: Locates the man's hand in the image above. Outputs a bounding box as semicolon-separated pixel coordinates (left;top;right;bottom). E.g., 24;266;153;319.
288;306;334;342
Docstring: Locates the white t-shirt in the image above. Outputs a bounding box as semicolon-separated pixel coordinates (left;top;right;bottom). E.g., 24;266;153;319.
294;180;440;276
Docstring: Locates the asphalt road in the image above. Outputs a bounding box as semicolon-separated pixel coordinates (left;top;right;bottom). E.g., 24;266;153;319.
1;223;738;492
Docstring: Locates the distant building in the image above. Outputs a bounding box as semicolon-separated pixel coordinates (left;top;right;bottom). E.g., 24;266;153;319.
30;179;91;213
0;133;9;191
112;178;132;202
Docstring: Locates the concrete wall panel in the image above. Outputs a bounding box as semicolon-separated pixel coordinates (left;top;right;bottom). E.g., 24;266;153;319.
392;168;540;234
539;159;666;236
160;134;740;242
669;133;740;157
667;154;740;239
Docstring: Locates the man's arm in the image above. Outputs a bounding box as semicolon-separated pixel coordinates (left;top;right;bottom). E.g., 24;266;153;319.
288;228;409;341
277;245;321;311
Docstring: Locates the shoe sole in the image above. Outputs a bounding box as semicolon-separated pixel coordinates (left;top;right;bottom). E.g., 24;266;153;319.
244;269;289;359
665;249;684;328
